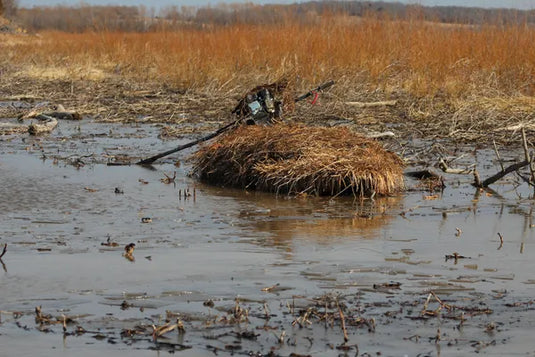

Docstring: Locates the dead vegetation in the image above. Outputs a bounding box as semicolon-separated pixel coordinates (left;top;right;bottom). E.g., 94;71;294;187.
9;288;506;355
192;124;404;197
2;17;534;98
0;12;534;144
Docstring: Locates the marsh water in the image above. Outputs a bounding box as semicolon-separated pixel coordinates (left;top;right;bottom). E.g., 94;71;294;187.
1;119;535;356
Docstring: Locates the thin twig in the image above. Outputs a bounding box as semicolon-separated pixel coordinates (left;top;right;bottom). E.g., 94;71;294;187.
497;232;504;250
521;128;535;192
0;244;6;259
337;300;349;343
492;139;504;172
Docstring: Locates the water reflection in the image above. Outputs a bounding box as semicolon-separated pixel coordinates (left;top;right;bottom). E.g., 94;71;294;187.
201;184;404;247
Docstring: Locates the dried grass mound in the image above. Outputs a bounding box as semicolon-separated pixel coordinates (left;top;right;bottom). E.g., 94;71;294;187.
192;124;404;197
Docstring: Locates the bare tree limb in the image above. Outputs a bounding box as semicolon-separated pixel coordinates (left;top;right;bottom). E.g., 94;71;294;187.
474;160;530;188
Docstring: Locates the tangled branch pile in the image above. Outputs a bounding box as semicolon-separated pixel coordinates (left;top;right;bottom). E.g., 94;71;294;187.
192;124;404;197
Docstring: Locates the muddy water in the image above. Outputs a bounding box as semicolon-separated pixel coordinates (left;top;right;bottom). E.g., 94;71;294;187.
1;120;535;356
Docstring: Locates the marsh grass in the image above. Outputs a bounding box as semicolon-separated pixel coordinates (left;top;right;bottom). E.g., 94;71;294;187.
1;13;535;144
1;14;533;99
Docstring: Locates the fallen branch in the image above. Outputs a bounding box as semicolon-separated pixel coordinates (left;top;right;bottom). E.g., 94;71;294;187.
136;119;238;165
135;81;335;165
473;160;529;188
473;126;534;188
0;244;6;259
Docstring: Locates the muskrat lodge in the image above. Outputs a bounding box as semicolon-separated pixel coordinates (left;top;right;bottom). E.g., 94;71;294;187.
190;78;405;198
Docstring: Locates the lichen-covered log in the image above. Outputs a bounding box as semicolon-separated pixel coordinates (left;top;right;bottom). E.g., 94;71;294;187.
192;124;404;197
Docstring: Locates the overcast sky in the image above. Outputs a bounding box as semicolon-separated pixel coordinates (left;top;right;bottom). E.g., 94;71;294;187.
17;0;535;10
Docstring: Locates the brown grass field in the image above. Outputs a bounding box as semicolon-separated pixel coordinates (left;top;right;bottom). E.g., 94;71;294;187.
1;14;535;142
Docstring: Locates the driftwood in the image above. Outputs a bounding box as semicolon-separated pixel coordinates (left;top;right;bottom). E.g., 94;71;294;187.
1;114;59;135
345;100;397;108
20;104;81;121
365;130;396;139
2;103;79;136
28;115;58;135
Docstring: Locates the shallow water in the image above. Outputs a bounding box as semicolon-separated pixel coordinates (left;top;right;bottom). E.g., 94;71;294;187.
1;119;535;356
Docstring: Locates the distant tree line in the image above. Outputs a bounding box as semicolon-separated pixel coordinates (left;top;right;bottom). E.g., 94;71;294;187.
191;1;535;26
16;5;151;32
11;1;535;32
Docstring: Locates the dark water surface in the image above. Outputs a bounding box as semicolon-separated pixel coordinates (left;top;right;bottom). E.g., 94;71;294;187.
1;120;535;356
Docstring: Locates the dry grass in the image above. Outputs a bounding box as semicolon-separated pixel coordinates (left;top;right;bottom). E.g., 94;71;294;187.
192;124;404;197
1;14;535;144
0;15;534;98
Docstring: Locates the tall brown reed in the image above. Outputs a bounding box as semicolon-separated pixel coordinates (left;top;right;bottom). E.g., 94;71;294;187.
2;14;534;97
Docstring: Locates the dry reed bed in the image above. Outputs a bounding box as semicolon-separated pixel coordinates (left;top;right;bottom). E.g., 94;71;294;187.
1;17;534;97
192;124;404;197
1;16;535;143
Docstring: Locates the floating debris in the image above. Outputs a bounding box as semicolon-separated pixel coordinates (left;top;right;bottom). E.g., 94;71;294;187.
445;252;470;262
160;171;176;184
101;236;119;247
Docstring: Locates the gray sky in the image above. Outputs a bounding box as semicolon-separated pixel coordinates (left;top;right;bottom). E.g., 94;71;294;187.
17;0;535;10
